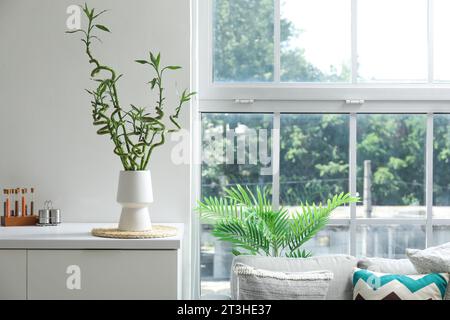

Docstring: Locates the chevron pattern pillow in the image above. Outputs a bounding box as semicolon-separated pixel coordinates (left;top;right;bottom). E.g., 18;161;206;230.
353;268;449;300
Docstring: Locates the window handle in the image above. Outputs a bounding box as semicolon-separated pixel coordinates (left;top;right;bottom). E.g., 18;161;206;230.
345;99;365;105
234;99;255;104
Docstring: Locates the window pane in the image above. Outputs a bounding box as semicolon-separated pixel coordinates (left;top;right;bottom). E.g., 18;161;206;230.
357;0;428;82
201;113;273;296
280;0;351;82
433;114;450;218
433;226;450;246
213;0;274;82
201;225;233;296
201;113;273;197
356;225;426;259
280;114;350;218
433;0;450;82
357;114;426;218
303;225;349;255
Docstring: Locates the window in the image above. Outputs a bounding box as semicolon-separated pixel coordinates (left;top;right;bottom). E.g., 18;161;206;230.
434;226;450;245
200;113;273;295
200;0;450;101
201;113;273;197
195;0;450;297
280;114;349;216
357;114;426;218
213;0;274;82
433;0;450;82
357;0;428;82
356;225;426;258
210;0;439;85
199;112;450;295
280;0;351;82
303;225;350;255
434;114;450;219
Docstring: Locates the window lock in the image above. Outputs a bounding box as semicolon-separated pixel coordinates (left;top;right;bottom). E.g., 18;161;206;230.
234;99;255;105
345;99;365;105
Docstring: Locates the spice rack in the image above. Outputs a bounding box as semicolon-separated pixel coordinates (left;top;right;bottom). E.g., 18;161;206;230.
1;215;38;226
2;188;37;227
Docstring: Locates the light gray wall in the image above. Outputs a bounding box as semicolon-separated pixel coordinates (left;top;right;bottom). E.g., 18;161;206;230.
0;0;192;296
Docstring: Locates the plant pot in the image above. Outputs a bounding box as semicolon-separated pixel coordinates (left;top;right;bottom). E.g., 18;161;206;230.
117;170;153;231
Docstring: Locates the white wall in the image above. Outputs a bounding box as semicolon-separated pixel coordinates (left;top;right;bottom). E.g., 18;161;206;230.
0;0;192;297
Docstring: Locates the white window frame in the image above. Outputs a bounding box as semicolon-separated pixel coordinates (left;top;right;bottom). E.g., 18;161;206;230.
191;0;450;297
192;109;450;297
198;0;450;101
196;111;450;252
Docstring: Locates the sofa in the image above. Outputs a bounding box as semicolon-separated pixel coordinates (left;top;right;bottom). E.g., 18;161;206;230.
230;254;450;300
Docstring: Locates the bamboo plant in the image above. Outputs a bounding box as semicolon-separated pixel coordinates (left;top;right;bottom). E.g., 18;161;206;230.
67;4;195;170
197;185;359;257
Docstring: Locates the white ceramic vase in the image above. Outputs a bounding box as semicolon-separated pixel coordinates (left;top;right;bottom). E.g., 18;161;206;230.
117;170;153;231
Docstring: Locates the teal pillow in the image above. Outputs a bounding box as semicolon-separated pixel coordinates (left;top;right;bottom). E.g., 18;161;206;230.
353;268;449;300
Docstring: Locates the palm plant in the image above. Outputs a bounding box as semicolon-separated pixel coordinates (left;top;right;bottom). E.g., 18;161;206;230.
197;185;358;258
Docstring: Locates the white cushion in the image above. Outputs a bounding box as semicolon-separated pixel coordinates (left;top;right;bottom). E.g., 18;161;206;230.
233;263;333;300
358;257;417;274
406;242;450;300
406;243;450;274
230;255;358;300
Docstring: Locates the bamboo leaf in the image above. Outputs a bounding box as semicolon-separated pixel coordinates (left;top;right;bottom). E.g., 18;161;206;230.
65;29;83;34
165;65;181;70
93;120;108;126
93;9;108;19
95;24;110;32
149;52;161;69
155;52;161;69
149;78;157;89
96;126;110;135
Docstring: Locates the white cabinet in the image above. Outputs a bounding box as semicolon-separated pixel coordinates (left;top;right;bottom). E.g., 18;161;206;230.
0;250;26;299
0;223;182;300
27;250;178;300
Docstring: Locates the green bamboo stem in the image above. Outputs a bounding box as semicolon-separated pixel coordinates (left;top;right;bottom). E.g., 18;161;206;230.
68;4;195;171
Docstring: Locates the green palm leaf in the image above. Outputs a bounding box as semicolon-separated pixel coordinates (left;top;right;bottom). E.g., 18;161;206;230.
212;218;270;255
197;185;359;258
288;193;358;252
285;248;313;258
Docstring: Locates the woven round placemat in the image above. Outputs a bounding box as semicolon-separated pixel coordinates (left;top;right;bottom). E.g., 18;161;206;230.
91;225;178;239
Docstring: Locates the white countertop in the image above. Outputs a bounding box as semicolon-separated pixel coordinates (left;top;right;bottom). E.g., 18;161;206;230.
0;223;183;250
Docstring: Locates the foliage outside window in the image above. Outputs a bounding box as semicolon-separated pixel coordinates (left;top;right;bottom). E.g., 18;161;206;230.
212;0;450;83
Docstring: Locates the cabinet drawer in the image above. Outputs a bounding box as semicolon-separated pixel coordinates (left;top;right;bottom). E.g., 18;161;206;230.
27;250;178;300
0;250;26;300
